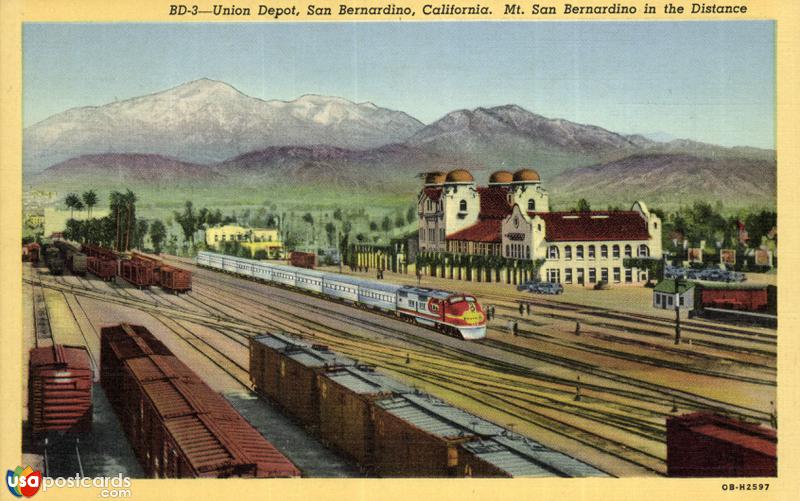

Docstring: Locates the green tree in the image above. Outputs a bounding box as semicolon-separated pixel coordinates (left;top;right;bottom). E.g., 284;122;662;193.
342;220;353;235
82;190;98;219
406;205;416;225
324;222;336;247
149;220;167;254
745;210;777;248
65;193;81;219
333;208;343;221
575;198;591;212
381;216;392;232
369;221;378;232
134;219;149;250
174;201;197;244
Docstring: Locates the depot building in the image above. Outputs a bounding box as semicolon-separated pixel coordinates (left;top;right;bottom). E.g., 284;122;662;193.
417;169;662;286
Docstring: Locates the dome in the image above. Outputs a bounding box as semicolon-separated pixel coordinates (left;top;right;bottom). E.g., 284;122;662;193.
424;171;446;186
488;170;513;185
512;169;541;183
445;169;475;184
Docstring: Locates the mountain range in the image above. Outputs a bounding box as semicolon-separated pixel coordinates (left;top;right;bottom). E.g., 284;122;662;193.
25;79;776;210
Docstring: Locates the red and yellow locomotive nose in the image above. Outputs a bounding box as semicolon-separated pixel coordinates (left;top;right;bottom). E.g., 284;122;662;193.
444;296;486;326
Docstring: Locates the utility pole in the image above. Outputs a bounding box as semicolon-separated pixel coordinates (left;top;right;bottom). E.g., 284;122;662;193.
674;276;682;345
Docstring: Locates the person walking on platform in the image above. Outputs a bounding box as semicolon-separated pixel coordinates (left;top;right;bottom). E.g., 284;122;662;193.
526;303;531;316
575;321;581;336
512;321;519;337
518;303;524;316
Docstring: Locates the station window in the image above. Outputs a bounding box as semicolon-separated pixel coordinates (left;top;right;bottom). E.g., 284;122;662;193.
612;245;620;259
528;200;535;211
601;245;608;259
601;268;609;282
588;245;596;259
589;268;597;283
576;245;584;260
548;246;559;260
638;244;650;257
624;245;632;258
459;200;468;212
564;245;572;260
564;268;573;284
613;267;621;283
625;268;633;283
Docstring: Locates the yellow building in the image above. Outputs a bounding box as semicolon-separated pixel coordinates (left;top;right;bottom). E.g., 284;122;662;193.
205;225;283;258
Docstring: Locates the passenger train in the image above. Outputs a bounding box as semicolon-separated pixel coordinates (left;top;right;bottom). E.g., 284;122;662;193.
196;251;487;340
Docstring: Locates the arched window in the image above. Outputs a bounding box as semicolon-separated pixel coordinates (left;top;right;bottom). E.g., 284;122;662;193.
548;246;559;260
528;199;535;211
624;244;632;257
601;245;608;259
588;245;596;259
459;200;467;212
612;245;620;258
638;244;650;257
564;245;572;260
576;245;584;260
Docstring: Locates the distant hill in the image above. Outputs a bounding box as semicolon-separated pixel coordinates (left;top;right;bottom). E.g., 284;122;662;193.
549;153;776;209
23;80;776;210
23;79;424;173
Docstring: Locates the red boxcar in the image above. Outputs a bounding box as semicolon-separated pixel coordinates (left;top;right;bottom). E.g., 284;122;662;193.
28;344;93;436
667;413;776;477
159;265;192;293
87;256;117;281
101;324;300;478
699;286;769;312
289;251;316;269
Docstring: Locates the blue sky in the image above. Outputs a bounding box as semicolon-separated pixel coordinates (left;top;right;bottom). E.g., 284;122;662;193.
23;21;775;148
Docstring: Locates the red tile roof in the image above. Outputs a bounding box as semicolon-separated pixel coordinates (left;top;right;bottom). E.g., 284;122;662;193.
477;186;512;219
446;219;502;243
530;211;650;242
422;187;442;202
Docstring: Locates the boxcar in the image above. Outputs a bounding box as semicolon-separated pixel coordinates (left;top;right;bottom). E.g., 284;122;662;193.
87;256;117;281
28;344;93;437
316;365;410;467
371;393;503;477
289;251;316;269
666;412;776;477
101;324;300;478
159;265;192;293
249;334;352;430
698;284;769;312
459;434;608;478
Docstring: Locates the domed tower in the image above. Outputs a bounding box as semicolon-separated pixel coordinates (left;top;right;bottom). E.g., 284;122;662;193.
511;168;549;214
441;169;480;240
424;171;446;186
488;170;513;186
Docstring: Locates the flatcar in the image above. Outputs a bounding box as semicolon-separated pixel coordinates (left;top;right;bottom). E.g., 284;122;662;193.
198;251;486;340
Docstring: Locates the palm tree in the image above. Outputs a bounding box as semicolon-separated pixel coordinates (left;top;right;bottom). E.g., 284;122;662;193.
123;190;137;251
65;193;80;219
82;190;98;219
109;191;123;250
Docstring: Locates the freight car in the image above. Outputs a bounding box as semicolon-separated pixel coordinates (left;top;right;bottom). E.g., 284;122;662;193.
667;412;776;477
289;251;316;269
23;243;41;264
28;344;93;437
199;251;486;340
101;324;300;478
249;333;608;478
696;282;770;312
119;258;155;288
54;241;87;275
159;265;192;293
83;245;118;281
249;333;353;429
44;245;65;275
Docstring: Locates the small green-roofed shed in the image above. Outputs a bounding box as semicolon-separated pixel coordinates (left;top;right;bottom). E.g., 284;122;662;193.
653;279;696;311
654;279;696;294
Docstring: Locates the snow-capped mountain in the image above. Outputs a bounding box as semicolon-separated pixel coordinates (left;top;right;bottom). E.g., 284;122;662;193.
23;79;424;173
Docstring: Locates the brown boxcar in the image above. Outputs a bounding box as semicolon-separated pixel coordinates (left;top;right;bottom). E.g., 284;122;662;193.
667;412;776;477
23;243;41;264
119;259;155;288
82;244;117;261
28;344;93;436
371;393;503;477
249;333;352;430
101;324;300;478
459;434;608;478
317;365;410;468
159;265;192;293
289;251;316;269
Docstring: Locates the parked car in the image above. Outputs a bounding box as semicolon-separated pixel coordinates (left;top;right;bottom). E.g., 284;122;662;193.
530;282;563;295
517;280;539;291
